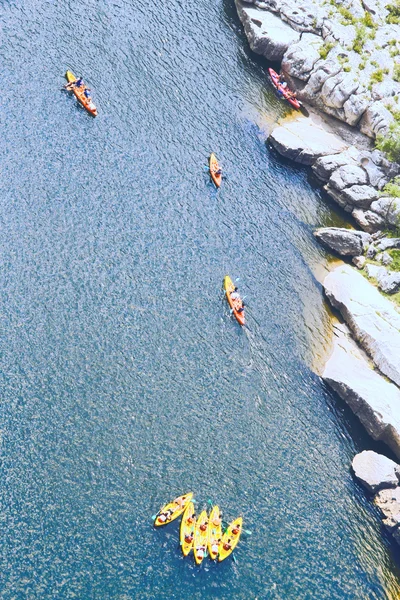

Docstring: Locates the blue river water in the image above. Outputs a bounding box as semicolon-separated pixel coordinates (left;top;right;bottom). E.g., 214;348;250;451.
1;0;400;598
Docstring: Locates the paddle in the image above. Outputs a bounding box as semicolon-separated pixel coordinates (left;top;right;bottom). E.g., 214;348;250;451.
221;520;252;535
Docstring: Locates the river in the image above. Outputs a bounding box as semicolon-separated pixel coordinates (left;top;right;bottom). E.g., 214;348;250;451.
1;0;400;598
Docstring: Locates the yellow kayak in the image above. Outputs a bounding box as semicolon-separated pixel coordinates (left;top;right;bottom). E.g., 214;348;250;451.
207;506;222;560
154;492;193;526
223;275;245;326
218;517;243;562
180;502;196;556
65;70;98;117
194;510;209;565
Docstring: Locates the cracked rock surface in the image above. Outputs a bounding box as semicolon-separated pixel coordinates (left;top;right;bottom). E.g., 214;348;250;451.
322;322;400;458
323;264;400;387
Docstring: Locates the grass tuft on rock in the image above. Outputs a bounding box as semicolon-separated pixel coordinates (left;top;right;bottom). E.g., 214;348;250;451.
376;123;400;162
319;41;336;59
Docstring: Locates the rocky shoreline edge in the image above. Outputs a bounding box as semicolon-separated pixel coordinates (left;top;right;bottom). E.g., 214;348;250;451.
234;0;400;549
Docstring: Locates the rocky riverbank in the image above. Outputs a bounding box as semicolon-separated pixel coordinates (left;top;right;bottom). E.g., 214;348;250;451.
236;0;400;234
235;0;400;551
352;451;400;547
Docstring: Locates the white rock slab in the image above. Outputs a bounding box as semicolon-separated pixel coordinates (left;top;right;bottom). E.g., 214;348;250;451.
374;487;400;530
323;264;400;386
235;0;300;61
322;323;400;459
269;115;347;165
352;450;400;493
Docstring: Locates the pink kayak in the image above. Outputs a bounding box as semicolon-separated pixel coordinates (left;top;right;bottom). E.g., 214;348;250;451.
268;68;301;110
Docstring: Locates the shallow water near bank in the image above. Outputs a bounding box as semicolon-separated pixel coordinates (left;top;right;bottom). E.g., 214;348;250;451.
1;0;400;598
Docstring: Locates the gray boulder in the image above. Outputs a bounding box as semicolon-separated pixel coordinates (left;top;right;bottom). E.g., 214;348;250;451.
329;165;368;191
374;487;400;531
352;256;366;269
312;147;359;182
352;451;400;493
379;271;400;294
360;101;394;139
352;208;386;233
382;251;393;266
282;33;322;80
364;262;400;293
323;264;400;387
314;227;370;256
376;237;400;251
235;0;300;61
322;322;400;459
341;185;379;208
370;198;400;228
269;115;347;165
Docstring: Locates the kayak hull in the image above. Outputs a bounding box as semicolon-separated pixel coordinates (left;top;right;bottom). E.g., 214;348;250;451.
209;153;222;188
194;510;209;565
223;275;245;326
180;502;196;556
208;506;222;561
268;68;301;110
154;492;193;526
218;517;243;562
65;70;98;117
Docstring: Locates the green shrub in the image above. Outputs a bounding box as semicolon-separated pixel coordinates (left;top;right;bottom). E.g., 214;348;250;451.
319;41;336;59
386;1;400;23
353;25;367;53
388;39;397;46
381;176;400;197
389;108;400;120
390;47;400;57
370;68;385;83
343;65;351;72
338;5;358;23
362;10;376;27
376;123;400;162
387;249;400;270
394;64;400;82
371;60;379;67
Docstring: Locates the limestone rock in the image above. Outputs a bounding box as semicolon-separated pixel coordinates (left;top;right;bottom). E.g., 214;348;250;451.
235;0;300;61
329;165;368;191
364;263;386;279
352;451;400;492
360;101;394;139
280;2;324;32
282;33;322;80
370;198;400;227
376;237;400;251
320;72;359;110
322;322;400;459
379;271;400;294
314;227;370;256
364;262;400;294
382;251;393;266
323;264;400;387
352;208;386;233
269;115;347;165
312;147;359;182
374;487;400;530
352;256;366;269
302;59;342;101
341;185;379;208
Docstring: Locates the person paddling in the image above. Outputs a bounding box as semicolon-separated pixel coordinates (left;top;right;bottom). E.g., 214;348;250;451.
65;76;84;90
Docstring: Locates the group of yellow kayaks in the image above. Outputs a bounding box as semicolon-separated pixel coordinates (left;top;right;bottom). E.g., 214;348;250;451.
154;493;243;564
